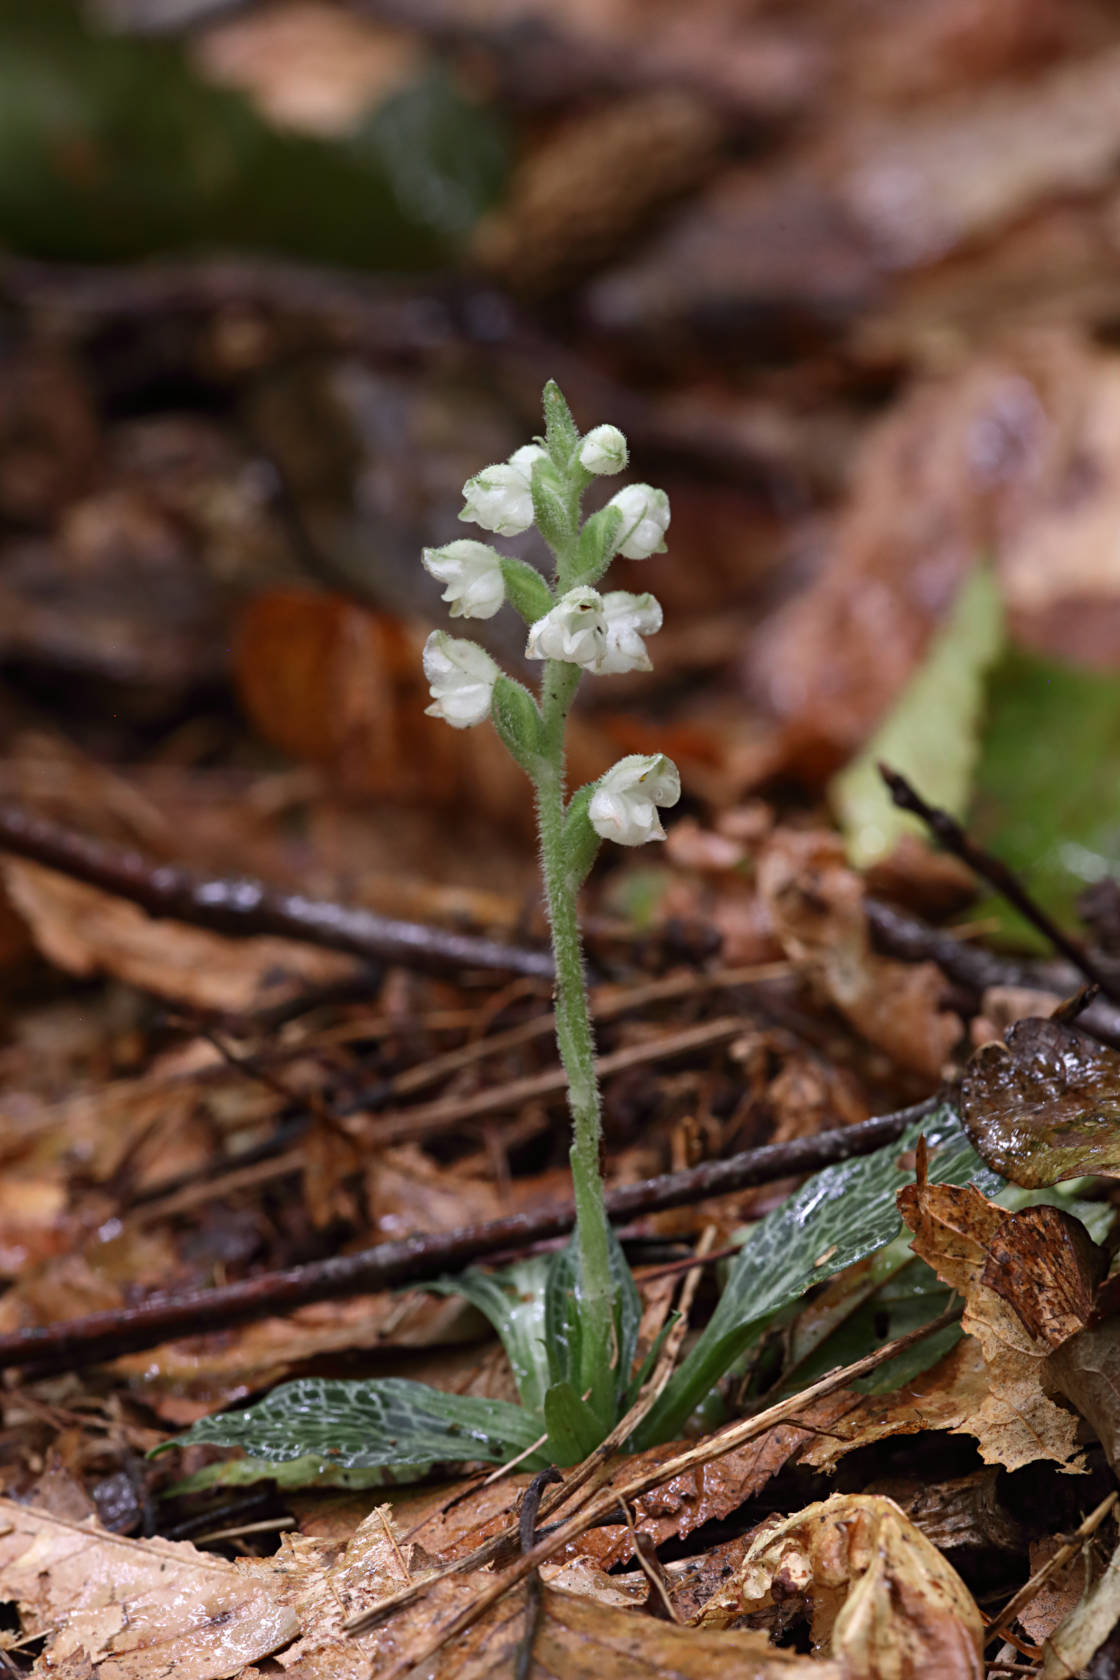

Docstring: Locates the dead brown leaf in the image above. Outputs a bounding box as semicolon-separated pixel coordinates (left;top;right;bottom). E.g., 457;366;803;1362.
898;1179;1100;1469
694;1492;984;1679
1042;1535;1120;1679
755;335;1120;782
1017;1534;1093;1647
2;858;358;1013
0;1494;840;1680
1045;1318;1120;1479
0;1494;300;1678
800;1339;992;1474
568;1393;864;1571
758;830;960;1078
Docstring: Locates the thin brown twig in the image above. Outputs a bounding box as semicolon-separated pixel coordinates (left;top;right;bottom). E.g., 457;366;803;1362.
513;1466;562;1680
985;1490;1117;1649
0;1100;933;1374
384;962;789;1103
878;764;1120;1005
0;802;553;981
357;1016;745;1144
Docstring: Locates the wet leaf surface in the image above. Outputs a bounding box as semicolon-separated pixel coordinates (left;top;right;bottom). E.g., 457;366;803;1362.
960;1017;1120;1186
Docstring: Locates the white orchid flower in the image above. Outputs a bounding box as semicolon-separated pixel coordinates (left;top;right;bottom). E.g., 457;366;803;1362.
589;754;681;845
606;483;670;559
525;586;607;668
460;443;546;537
422;631;499;728
421;539;506;619
594;590;662;674
579;424;628;476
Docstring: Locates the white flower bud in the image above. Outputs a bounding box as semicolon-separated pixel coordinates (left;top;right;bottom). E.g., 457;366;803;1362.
422;631;499;728
421;539;505;619
525;586;606;668
594;591;662;674
607;484;670;559
589;754;681;846
579;424;628;476
460;443;547;537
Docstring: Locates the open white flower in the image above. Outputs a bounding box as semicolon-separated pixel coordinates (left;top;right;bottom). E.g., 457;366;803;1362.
606;484;670;559
579;424;628;476
589;754;681;845
422;631;499;728
460;443;546;537
421;539;505;619
525;586;606;668
594;591;662;674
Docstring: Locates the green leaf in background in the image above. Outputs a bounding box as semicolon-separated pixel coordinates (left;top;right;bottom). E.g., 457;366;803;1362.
971;648;1120;940
544;1227;641;1413
0;0;507;265
543;1380;605;1465
430;1257;551;1419
784;1252;959;1399
832;565;1004;868
360;66;509;241
157;1376;547;1478
633;1104;1004;1447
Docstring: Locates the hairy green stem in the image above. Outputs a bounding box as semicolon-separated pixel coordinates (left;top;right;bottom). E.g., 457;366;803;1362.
536;660;614;1422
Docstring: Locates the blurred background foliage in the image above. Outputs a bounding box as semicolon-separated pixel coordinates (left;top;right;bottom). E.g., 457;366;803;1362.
2;0;1120;943
0;0;507;263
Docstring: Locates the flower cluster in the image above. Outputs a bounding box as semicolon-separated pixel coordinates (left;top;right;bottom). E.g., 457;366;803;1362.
420;388;679;847
525;588;662;675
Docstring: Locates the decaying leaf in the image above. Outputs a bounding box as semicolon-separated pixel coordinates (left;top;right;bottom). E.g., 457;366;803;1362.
0;1494;301;1678
528;1586;840;1680
1045;1318;1120;1480
758;829;960;1077
799;1337;994;1474
755;334;1120;791
1;858;358;1013
1017;1534;1094;1648
898;1179;1102;1469
1042;1533;1120;1680
960;1017;1120;1186
694;1492;984;1679
0;1492;845;1680
570;1393;864;1571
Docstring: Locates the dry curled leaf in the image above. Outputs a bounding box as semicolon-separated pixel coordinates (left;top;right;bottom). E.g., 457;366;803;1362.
898;1179;1102;1469
694;1491;984;1679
